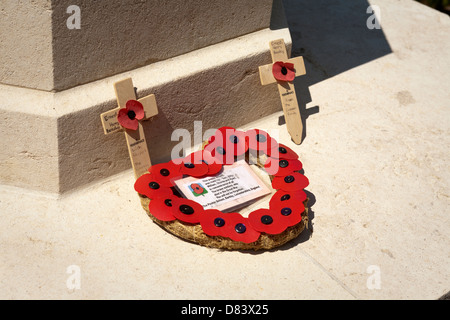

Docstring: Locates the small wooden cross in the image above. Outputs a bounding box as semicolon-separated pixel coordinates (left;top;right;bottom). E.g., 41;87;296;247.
100;78;158;178
259;39;306;145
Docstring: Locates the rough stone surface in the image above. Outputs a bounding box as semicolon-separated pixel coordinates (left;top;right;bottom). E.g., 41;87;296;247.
0;0;54;91
0;0;275;91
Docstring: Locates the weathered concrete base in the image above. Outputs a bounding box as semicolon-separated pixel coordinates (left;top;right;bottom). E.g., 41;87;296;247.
0;28;292;193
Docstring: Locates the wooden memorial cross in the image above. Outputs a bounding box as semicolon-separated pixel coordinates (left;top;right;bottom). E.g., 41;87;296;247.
259;39;306;145
100;78;158;178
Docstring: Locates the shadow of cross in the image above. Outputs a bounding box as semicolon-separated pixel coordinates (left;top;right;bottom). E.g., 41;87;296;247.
100;78;158;179
259;39;306;145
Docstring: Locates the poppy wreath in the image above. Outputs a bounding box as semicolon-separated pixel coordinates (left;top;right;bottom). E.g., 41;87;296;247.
134;127;310;250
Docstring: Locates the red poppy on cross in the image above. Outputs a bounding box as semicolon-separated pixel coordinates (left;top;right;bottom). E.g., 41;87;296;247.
100;78;158;178
259;39;306;145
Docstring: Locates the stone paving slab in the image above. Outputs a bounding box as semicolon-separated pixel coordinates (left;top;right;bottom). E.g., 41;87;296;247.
0;172;354;300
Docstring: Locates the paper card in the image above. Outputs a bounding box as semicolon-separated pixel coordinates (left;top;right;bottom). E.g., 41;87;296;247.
174;160;271;212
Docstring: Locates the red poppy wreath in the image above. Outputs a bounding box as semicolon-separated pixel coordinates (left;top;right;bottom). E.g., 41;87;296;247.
134;127;310;250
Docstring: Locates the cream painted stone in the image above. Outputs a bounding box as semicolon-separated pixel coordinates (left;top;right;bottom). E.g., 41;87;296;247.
0;0;449;301
0;0;54;91
0;28;292;193
1;0;275;92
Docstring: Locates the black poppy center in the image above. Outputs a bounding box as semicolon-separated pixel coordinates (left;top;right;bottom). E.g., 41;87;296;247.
184;163;195;169
261;215;273;225
214;218;225;227
179;205;194;215
281;207;292;216
160;168;170;176
148;182;160;190
230;135;239;144
279;147;287;154
164;199;172;207
280;194;291;201
127;110;136;120
281;66;288;75
235;223;247;234
256;134;267;143
279;160;289;168
217;146;226;155
284;175;295;183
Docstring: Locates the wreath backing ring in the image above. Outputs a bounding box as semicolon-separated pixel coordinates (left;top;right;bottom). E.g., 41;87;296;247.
134;127;310;251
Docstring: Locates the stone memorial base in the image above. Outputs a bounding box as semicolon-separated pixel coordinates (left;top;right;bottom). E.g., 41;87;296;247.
0;0;291;194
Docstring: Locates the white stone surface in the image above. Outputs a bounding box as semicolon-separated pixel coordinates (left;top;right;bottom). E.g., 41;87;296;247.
0;172;355;300
0;0;448;300
293;0;450;299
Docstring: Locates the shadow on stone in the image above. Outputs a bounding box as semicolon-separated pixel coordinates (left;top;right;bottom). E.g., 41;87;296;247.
283;0;392;85
275;0;393;142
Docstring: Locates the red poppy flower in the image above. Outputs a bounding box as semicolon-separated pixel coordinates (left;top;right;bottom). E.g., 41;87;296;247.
267;143;299;160
269;190;307;209
272;172;309;192
207;126;235;144
148;195;178;222
178;152;209;177
224;213;260;244
171;197;205;224
272;61;296;82
264;157;303;176
147;161;182;187
248;208;287;235
117;100;145;130
269;198;304;227
201;150;223;176
204;140;235;165
199;209;231;237
205;127;248;163
246;129;278;155
134;174;174;199
222;127;248;157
